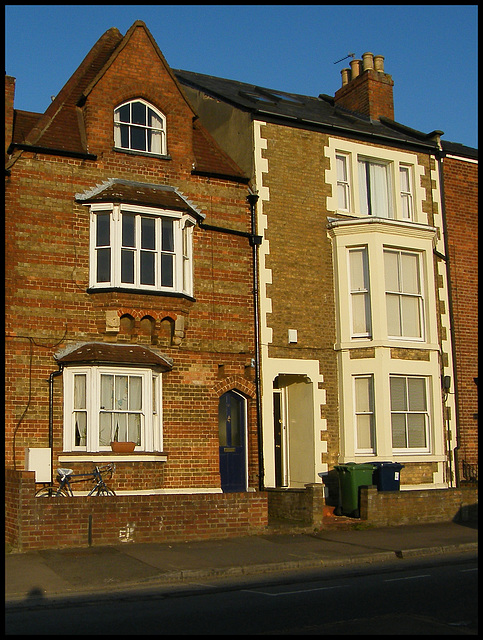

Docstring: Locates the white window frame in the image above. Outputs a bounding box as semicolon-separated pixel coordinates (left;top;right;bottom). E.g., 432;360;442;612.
354;374;375;454
384;248;425;341
330;143;422;222
89;202;194;296
336;153;351;212
358;157;394;218
114;99;167;156
348;246;372;338
390;375;431;453
399;165;414;219
63;365;162;453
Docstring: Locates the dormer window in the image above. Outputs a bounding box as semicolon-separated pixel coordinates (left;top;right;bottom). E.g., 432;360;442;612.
114;99;166;155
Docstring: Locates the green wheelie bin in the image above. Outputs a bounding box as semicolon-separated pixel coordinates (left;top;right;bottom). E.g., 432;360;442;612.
334;462;375;518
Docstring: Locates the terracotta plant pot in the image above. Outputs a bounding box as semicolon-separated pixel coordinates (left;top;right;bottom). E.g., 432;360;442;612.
110;441;136;453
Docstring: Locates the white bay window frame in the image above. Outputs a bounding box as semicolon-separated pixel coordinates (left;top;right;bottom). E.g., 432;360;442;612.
63;365;162;453
89;202;194;296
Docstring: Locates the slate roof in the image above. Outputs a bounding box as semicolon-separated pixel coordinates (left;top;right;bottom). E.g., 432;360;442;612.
55;342;173;370
8;22;247;181
75;179;205;219
174;69;477;156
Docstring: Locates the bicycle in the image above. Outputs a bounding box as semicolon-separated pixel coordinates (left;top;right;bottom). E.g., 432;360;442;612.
35;463;116;497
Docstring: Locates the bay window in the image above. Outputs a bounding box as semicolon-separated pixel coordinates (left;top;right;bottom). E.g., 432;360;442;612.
90;203;194;296
65;366;162;452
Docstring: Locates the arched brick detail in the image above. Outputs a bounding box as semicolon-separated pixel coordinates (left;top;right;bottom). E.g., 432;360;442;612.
212;376;256;400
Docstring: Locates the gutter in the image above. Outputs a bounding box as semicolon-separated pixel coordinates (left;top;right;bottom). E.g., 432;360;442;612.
7;142;97;161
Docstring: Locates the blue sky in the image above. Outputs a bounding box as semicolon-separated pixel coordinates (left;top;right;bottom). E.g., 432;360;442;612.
5;5;478;148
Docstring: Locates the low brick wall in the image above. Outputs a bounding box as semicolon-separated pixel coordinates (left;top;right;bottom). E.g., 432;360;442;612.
5;469;268;551
267;483;478;528
360;486;478;527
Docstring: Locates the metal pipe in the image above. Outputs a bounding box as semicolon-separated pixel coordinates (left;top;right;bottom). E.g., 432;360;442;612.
48;362;64;482
247;192;264;491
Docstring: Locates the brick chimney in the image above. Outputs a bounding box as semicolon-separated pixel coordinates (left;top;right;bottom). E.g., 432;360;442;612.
5;74;16;158
334;52;394;121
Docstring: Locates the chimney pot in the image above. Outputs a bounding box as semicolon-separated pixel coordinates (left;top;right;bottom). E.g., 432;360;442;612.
362;52;374;72
350;58;362;79
374;55;385;72
341;68;351;86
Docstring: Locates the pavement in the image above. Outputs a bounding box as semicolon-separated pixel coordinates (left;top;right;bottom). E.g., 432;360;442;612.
5;519;477;606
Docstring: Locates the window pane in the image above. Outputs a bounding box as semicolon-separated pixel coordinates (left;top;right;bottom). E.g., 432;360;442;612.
352;293;370;334
407;414;426;447
357;414;373;449
337;183;349;210
74;412;87;446
96;248;111;282
355;377;372;412
96;213;110;246
74;374;86;409
117;104;130;123
99;413;112;446
390;377;407;411
122;214;135;247
127;414;141;445
113;413;127;441
386;293;401;335
400;167;410;192
401;253;420;294
115;376;129;411
391;414;407;447
140;251;155;285
358;161;369;215
401;194;412;219
120;124;129;148
336;155;347;181
131;101;146;125
408;377;426;411
162;218;174;252
148;129;162;154
369;162;390;217
121;249;134;283
401;296;421;337
349;249;367;291
129;376;142;411
148;108;163;129
100;375;114;410
141;217;156;250
384;251;399;292
161;253;174;287
131;126;146;151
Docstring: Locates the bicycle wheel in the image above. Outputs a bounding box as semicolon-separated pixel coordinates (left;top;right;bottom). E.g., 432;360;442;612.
96;484;116;496
35;486;67;498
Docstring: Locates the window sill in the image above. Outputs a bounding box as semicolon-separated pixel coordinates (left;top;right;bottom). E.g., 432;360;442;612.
58;453;168;463
86;287;195;302
113;147;171;160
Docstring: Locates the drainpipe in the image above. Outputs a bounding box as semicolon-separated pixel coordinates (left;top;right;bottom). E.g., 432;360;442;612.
247;192;265;491
48;362;64;482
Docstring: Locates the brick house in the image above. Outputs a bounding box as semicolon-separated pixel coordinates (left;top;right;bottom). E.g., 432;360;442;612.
175;52;476;502
5;21;267;549
440;141;478;485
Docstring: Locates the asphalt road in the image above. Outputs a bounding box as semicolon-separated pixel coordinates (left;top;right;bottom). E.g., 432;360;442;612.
5;552;478;635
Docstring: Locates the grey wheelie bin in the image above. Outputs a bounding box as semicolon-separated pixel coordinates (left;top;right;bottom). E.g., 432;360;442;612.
372;462;404;491
334;462;375;518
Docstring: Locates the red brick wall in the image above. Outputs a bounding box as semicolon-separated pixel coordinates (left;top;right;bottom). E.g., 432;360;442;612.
334;70;394;120
4;23;259;500
6;470;268;551
442;155;478;475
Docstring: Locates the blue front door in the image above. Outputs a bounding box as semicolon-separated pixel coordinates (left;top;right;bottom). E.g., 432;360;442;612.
218;391;246;492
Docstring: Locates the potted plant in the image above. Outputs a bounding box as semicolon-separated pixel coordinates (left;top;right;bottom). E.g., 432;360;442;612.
110;425;136;453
